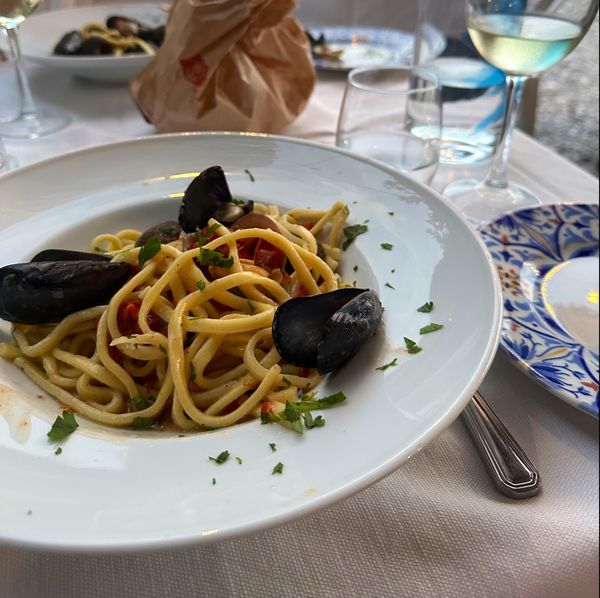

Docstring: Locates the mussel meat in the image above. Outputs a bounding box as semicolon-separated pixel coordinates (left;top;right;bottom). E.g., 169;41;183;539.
135;220;182;248
0;260;131;325
272;289;383;374
106;15;149;38
178;166;254;233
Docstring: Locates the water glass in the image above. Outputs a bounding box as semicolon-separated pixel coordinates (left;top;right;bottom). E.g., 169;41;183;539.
336;67;441;184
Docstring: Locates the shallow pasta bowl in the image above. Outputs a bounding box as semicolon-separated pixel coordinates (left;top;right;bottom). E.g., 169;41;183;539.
0;133;501;552
20;4;166;83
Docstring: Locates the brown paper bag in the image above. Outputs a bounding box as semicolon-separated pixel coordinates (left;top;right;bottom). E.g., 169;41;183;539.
130;0;316;133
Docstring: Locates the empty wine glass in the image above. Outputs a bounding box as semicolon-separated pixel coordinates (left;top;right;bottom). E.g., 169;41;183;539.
0;0;71;139
444;0;599;225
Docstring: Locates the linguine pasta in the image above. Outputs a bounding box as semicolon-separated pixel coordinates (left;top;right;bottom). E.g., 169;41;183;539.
0;201;350;432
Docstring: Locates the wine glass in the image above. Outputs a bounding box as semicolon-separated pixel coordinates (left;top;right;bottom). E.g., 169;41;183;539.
0;0;71;139
444;0;599;225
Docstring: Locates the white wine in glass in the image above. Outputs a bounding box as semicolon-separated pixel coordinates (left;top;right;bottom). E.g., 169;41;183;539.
0;0;71;139
444;0;599;225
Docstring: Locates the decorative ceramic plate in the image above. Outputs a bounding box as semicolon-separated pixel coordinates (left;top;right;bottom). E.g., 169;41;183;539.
20;4;165;83
308;25;446;71
0;133;501;551
480;203;599;417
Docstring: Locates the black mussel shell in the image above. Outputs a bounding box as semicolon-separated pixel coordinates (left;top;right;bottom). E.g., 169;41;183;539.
272;289;382;374
139;25;165;47
135;221;182;248
53;30;84;55
78;37;112;55
106;15;149;38
178;166;253;232
31;249;111;263
0;261;131;325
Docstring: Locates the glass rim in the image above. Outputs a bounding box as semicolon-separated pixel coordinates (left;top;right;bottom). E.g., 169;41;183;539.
347;66;439;95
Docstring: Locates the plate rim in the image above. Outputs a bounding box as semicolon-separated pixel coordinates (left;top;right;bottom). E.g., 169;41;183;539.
479;201;599;418
0;132;503;552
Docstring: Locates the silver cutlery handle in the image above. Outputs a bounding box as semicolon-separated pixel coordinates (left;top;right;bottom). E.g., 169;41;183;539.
461;391;541;499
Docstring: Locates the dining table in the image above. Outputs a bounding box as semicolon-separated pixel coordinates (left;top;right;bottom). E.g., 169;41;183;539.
1;13;599;598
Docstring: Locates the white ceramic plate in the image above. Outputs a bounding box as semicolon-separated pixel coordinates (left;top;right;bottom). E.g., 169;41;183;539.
20;4;165;83
0;133;501;552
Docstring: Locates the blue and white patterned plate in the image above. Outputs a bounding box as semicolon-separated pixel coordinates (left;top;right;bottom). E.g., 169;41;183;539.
308;25;446;71
480;204;599;417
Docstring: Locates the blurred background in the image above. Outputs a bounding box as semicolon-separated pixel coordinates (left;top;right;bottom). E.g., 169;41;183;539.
3;0;599;176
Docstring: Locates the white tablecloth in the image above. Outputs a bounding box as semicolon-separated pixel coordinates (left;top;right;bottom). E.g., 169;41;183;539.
1;40;599;598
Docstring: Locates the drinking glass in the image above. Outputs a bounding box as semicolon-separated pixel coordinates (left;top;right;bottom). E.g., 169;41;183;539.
444;0;599;224
0;0;71;139
336;67;442;185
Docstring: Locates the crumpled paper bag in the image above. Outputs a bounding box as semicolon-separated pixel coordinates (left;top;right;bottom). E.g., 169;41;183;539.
130;0;315;133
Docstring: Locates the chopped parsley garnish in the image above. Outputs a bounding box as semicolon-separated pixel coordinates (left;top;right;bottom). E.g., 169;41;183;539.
376;358;398;372
231;197;247;206
420;323;444;335
132;416;153;429
94;246;108;254
129;395;150;412
261;411;281;424
381;243;393;251
138;236;161;269
353;265;359;272
342;224;368;251
159;345;166;354
47;411;79;441
282;377;292;386
272;462;284;475
417;301;434;313
296;391;347;412
244;169;256;182
282;401;304;435
304;412;325;429
209;450;231;464
269;443;277;452
385;283;395;290
404;337;423;355
235;456;243;465
198;248;234;269
54;447;62;456
197;281;207;291
197;223;221;247
388;212;395;216
212;478;216;485
190;363;197;381
247;301;256;314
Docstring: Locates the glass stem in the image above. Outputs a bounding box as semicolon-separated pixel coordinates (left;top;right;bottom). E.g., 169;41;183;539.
6;26;38;119
484;75;528;189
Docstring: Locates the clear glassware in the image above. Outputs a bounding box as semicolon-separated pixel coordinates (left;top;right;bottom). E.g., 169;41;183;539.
336;67;442;185
0;0;71;139
444;0;599;225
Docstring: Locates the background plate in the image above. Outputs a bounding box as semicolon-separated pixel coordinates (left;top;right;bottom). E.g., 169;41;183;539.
0;133;500;552
21;4;166;83
480;203;599;417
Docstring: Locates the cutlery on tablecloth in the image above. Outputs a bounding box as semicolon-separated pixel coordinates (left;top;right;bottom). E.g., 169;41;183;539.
462;391;541;499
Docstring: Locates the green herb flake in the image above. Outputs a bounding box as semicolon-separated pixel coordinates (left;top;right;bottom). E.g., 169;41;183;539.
304;412;326;429
381;243;393;251
235;456;243;465
197;281;207;291
129;396;149;412
47;411;79;441
404;337;423;355
282;401;303;435
282;377;292;386
159;345;166;354
231;197;247;206
261;411;281;425
190;363;197;381
54;447;62;456
197;223;221;247
388;212;395;216
209;450;231;465
417;301;434;313
269;443;277;452
295;391;347;412
94;246;108;254
132;416;154;429
212;478;216;486
244;169;256;182
248;301;256;314
342;224;368;251
385;283;395;290
138;236;162;269
198;248;234;269
272;462;284;475
376;358;398;372
420;323;444;335
353;265;359;273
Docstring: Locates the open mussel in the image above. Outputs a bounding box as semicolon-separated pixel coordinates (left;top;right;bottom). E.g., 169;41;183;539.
272;289;383;374
135;220;182;248
178;166;253;233
0;259;130;325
